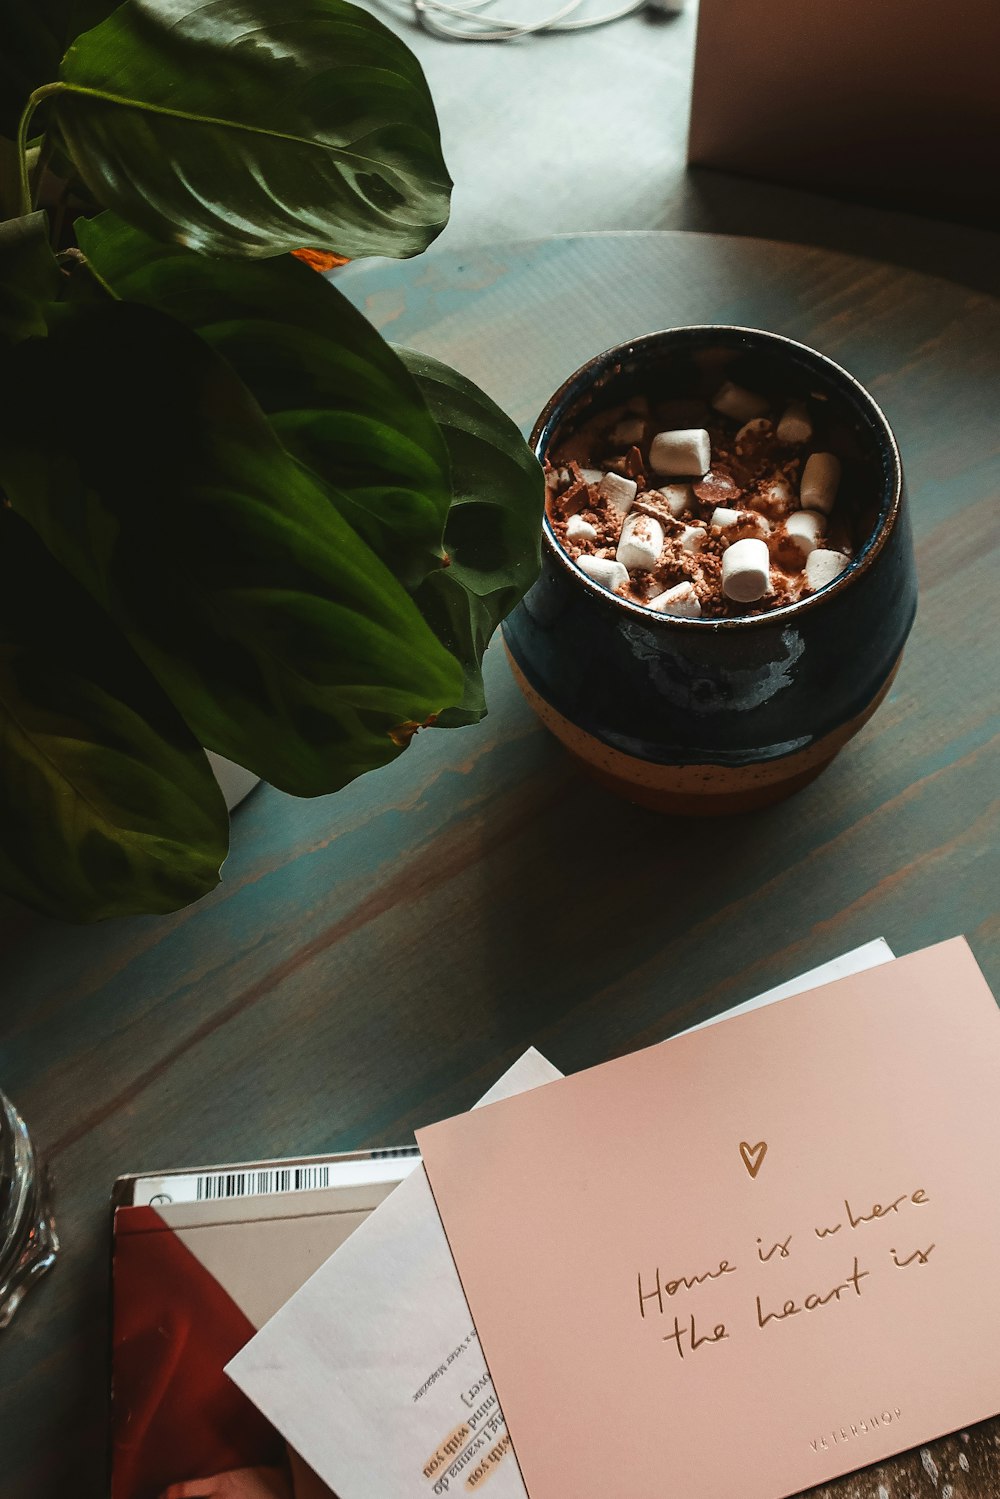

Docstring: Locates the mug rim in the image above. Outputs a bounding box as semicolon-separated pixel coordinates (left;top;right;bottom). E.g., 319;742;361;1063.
531;324;904;630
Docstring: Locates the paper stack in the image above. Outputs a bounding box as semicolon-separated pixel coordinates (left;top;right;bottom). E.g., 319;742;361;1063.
113;938;1000;1499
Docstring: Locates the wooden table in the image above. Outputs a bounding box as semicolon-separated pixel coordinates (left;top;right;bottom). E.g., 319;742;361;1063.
1;232;997;1498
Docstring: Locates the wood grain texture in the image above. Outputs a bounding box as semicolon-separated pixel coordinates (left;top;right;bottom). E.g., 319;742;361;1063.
797;1415;1000;1499
0;233;997;1498
796;1418;1000;1499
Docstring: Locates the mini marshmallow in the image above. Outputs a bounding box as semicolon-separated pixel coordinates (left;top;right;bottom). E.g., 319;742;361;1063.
784;509;826;557
735;417;773;447
756;475;798;518
576;555;629;592
678;523;707;554
566;514;598;543
712;382;770;423
649;581;702;618
800;452;841;514
711;506;742;529
611;416;645;446
580;467;604;485
657;484;693;517
722;537;771;603
598;471;637;519
777;401;813;444
804;548;849;591
616;512;664;572
649;428;711;478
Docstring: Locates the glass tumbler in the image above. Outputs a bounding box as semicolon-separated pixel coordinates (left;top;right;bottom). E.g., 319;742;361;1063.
0;1090;58;1328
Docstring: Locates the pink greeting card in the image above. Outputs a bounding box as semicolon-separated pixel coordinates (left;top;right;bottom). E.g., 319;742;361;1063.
417;939;1000;1499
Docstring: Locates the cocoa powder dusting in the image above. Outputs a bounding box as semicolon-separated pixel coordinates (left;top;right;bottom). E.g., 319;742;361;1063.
547;390;859;617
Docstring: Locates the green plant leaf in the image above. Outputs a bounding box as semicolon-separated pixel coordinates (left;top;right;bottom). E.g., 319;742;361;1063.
400;349;544;727
0;211;61;342
77;215;546;727
0;299;464;795
0;507;229;921
77;211;452;589
48;0;451;259
0;0;117;139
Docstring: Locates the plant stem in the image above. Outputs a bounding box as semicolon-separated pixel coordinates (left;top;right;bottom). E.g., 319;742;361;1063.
16;84;67;216
78;255;121;301
28;135;53;208
0;138;21;221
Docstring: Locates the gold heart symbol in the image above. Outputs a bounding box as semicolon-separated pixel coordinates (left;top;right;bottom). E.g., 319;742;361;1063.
740;1140;767;1179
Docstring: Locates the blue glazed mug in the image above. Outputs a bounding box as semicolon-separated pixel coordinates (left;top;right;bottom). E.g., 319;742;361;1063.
503;326;917;814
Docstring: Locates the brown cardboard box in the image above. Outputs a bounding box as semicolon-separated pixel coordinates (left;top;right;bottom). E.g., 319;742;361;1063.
687;0;1000;231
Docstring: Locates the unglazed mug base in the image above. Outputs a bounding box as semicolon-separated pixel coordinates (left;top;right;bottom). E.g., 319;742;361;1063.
508;649;902;816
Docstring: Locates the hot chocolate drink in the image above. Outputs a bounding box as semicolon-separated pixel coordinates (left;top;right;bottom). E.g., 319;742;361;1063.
546;371;869;618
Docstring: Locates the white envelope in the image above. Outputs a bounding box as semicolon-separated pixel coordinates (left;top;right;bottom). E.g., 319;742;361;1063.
228;940;893;1499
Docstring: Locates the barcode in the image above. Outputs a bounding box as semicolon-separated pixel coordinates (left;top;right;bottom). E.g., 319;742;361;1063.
196;1165;334;1200
132;1148;421;1207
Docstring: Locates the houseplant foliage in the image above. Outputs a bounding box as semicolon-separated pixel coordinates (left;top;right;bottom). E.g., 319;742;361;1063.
0;0;543;922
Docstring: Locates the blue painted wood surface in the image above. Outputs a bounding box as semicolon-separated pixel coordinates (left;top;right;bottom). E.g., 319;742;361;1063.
0;233;997;1497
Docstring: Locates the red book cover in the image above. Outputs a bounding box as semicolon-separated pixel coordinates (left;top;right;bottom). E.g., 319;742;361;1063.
111;1153;418;1499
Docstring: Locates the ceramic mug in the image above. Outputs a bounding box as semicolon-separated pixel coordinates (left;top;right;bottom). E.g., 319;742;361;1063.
503;326;917;814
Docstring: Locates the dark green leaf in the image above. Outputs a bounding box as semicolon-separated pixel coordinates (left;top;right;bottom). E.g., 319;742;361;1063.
78;211;451;588
400;349;544;727
0;300;464;795
0;212;60;342
0;507;229;921
51;0;452;259
0;0;118;139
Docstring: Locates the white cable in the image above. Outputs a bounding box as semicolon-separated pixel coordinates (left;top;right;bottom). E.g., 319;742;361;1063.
416;0;576;29
415;0;510;20
426;0;552;17
414;0;584;39
550;0;647;28
409;0;665;41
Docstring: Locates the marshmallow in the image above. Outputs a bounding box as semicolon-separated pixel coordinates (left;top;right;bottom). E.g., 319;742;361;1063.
800;452;841;514
598;471;637;519
678;523;707;554
804;548;849;592
712;382;770;422
777;401;813;444
784;509;826;557
722;537;770;602
756;475;798;518
735;417;773;447
616;512;664;572
576;555;629;592
649;581;702;618
566;513;597;543
657;484;693;517
649;428;711;478
580;467;604;485
711;506;742;529
611;416;645;446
